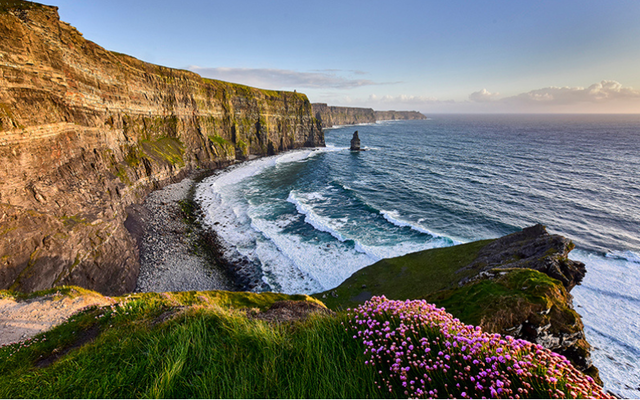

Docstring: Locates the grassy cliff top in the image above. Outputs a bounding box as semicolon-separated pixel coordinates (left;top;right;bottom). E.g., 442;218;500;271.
315;239;493;310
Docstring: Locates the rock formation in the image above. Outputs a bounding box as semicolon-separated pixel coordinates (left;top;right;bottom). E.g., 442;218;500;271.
312;103;376;128
374;110;426;121
312;103;426;128
0;1;324;295
349;131;361;151
459;224;586;290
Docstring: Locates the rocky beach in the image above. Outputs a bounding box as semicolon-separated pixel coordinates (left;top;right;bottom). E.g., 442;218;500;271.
133;174;235;293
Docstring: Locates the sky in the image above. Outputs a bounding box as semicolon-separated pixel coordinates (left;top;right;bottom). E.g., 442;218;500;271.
45;0;640;113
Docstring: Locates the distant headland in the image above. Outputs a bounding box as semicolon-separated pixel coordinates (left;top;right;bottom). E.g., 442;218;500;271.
312;103;426;128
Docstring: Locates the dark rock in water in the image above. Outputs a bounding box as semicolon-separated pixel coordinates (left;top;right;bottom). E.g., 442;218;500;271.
460;224;586;290
350;131;361;151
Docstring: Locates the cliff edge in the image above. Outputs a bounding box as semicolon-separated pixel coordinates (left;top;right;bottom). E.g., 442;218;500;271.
316;225;599;382
0;1;324;295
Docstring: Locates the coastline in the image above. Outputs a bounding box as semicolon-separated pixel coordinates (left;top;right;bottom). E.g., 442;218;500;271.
132;172;235;293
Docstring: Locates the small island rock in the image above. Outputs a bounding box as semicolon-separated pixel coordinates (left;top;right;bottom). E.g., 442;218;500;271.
350;131;361;151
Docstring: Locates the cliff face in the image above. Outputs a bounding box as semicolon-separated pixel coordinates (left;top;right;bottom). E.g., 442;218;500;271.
374;110;426;121
0;1;324;295
312;103;426;128
312;103;376;128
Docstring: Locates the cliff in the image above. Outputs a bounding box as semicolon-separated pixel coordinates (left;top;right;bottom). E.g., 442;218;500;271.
316;225;600;382
311;103;376;128
312;103;426;128
0;1;324;295
374;110;426;121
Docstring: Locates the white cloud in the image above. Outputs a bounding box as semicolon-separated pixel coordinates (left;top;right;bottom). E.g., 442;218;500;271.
504;80;640;106
188;66;376;90
368;94;441;105
469;88;500;102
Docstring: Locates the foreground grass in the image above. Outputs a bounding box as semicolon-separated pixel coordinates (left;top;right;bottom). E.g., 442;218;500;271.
0;285;609;398
0;289;384;398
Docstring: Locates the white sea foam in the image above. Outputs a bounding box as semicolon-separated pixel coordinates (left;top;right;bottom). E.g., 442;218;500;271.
353;238;452;261
202;147;341;192
326;122;377;129
249;217;373;290
571;249;640;398
287;192;455;265
287;191;347;243
381;209;463;244
194;148;336;294
606;250;640;264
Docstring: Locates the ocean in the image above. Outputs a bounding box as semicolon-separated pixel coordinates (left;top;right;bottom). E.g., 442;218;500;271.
194;114;640;397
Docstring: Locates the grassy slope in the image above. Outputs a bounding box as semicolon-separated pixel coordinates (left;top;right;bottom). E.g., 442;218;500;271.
315;239;493;310
0;287;384;398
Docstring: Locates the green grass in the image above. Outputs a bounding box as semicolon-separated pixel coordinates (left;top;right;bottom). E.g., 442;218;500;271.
315;239;493;310
0;289;385;398
0;285;100;301
424;268;580;332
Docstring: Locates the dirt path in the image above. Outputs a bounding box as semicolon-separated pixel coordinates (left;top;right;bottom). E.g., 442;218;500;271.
0;293;112;346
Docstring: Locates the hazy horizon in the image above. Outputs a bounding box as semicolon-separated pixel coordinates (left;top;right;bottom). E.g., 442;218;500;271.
43;0;640;114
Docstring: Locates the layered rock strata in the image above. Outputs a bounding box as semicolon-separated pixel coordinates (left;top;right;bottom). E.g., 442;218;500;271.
459;224;586;290
0;1;324;295
312;103;426;128
312;103;376;128
374;110;426;121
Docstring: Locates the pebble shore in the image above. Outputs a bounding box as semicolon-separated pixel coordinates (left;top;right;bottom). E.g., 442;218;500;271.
134;176;235;293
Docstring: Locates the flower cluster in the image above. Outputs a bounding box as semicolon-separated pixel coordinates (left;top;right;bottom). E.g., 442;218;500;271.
0;334;48;358
346;296;612;399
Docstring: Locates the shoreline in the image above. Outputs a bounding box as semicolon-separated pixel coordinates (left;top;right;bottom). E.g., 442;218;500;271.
132;169;238;294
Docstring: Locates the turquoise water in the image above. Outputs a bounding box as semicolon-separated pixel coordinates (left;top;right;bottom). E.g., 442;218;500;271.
195;115;640;397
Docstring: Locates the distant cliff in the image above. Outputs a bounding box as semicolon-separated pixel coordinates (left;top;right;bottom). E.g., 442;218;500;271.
311;104;376;128
374;110;426;121
312;103;425;128
0;1;324;295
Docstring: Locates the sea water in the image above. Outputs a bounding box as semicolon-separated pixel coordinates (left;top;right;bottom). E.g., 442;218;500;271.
194;115;640;397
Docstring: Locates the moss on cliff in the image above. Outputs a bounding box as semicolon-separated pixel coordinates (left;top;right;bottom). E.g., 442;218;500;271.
424;268;580;334
0;0;47;14
141;137;185;167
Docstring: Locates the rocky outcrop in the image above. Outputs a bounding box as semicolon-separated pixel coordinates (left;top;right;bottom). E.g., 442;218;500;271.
312;103;426;128
459;224;586;290
446;225;597;381
312;103;376;128
0;1;324;295
349;131;360;151
374;110;426;121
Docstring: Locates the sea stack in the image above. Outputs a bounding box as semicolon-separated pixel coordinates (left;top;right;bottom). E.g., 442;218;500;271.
350;131;361;151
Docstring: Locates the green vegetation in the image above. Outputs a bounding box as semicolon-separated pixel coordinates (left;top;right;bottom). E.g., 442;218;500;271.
0;0;45;14
424;268;578;332
0;288;384;398
60;214;88;229
140;137;184;167
0;283;607;398
0;286;99;302
236;138;248;157
316;239;493;310
208;134;234;157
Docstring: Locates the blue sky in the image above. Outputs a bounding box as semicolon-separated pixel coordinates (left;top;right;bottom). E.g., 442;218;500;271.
48;0;640;113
